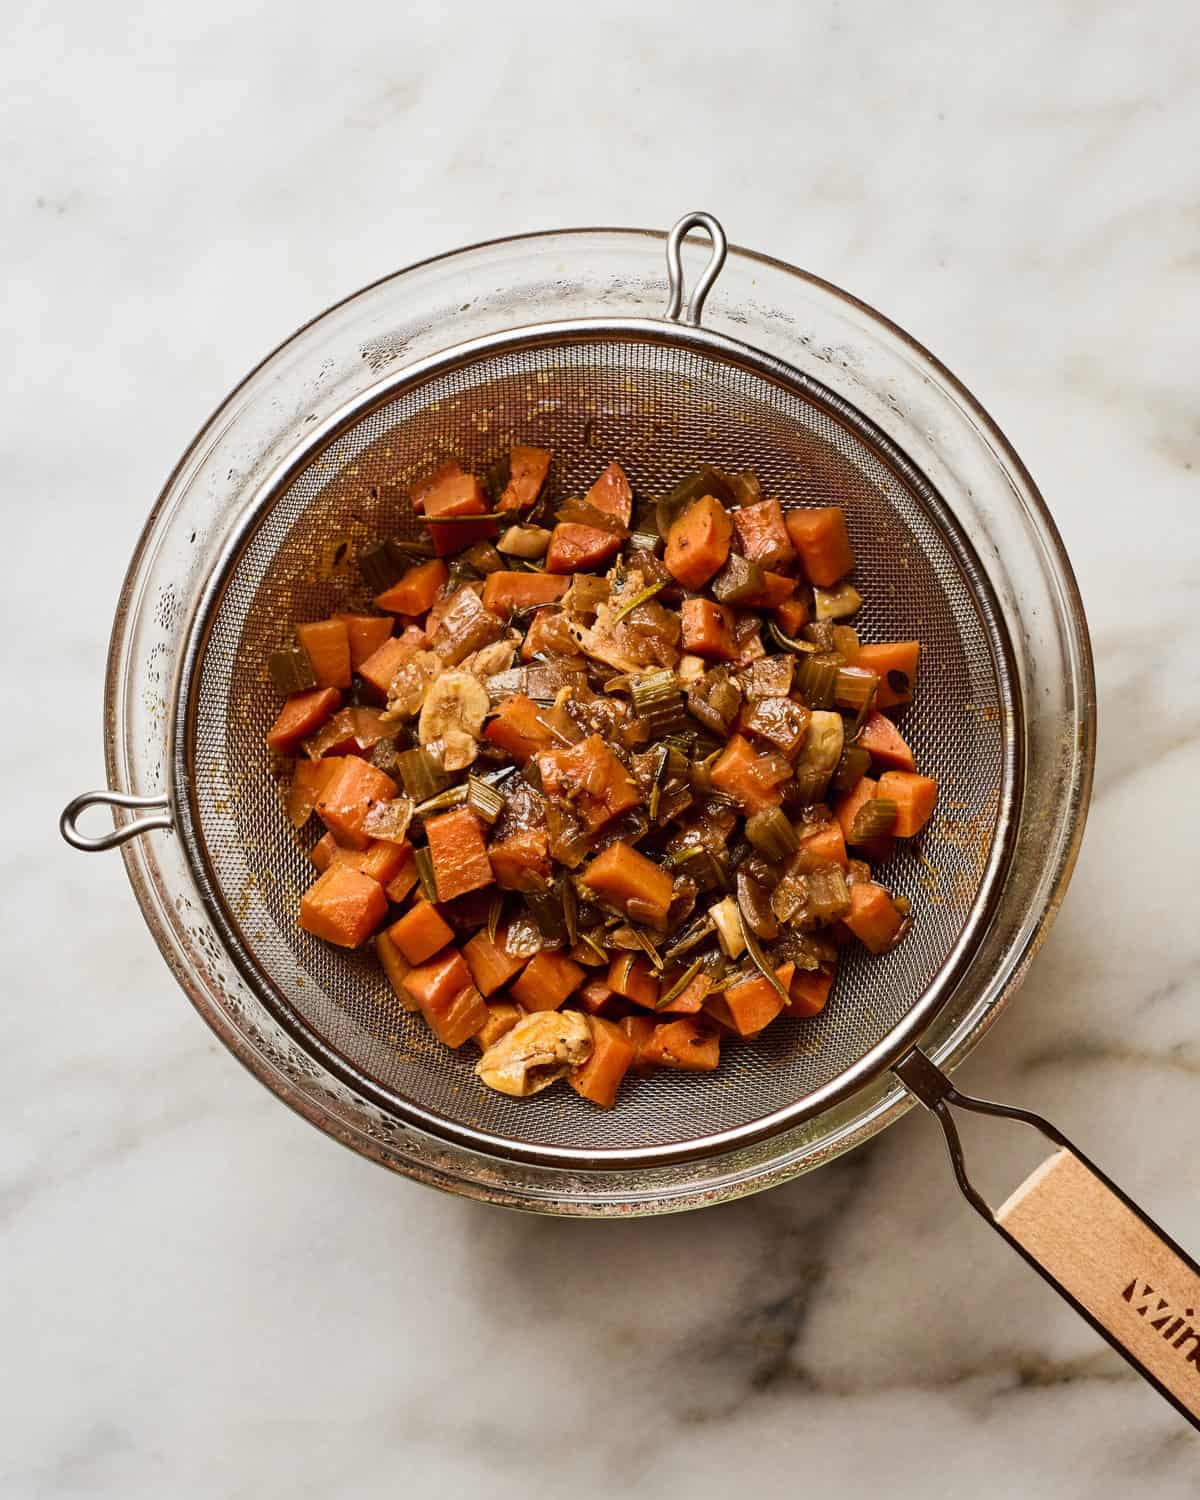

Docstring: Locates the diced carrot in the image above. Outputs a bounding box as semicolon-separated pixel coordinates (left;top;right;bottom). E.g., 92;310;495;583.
569;1015;636;1108
311;831;348;872
584;461;633;527
387;900;455;965
335;614;394;670
796;821;848;869
286;757;343;828
425;807;494;902
545;522;623;574
784;506;856;587
877;770;938;837
732;498;796;571
488;826;553;891
481;571;570;617
709;733;786;814
315;758;398;850
266;687;342;754
858;710;916;771
384;844;419;902
314;832;408;886
497;444;553;512
296;618;352;690
374;558;449;616
581;842;674;925
473;1001;524;1050
774;596;811;636
836;776;879;843
375;929;419;1011
740;569;797;609
854;642;921;709
424;983;489;1048
844;881;905;954
787;967;834;1018
356;635;417;701
299;864;388;948
655;967;710;1015
718;963;794;1036
642;1018;721;1072
357;839;410;886
607;953;660;1009
484;694;558;763
510;950;585;1012
462;927;531;996
619;1013;658;1070
422;468;487;518
520;608;581;663
680;597;738;660
578;977;617;1015
537;735;641;832
410;460;467;513
664;495;733;589
403;947;471;1011
428;512;497;557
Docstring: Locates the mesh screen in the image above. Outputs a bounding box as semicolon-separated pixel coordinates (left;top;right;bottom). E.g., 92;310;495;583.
189;334;1008;1154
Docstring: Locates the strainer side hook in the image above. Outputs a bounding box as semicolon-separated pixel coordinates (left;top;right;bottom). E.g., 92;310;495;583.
60;789;173;851
664;211;728;325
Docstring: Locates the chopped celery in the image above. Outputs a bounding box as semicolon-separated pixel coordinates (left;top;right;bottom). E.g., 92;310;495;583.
745;806;800;860
850;797;898;842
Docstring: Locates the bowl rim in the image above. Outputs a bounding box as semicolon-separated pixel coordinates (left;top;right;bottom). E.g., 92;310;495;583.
103;222;1096;1209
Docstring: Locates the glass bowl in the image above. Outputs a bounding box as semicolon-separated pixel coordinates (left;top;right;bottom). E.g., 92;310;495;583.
100;225;1095;1214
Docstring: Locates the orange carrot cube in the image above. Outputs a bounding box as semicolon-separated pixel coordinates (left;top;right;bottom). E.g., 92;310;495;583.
569;1015;636;1108
425;807;494;902
266;687;342;754
510;950;586;1012
315;758;398;850
387;900;455;965
299;864;388;948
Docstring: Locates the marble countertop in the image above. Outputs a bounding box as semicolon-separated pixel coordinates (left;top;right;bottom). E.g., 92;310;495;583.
6;1;1199;1493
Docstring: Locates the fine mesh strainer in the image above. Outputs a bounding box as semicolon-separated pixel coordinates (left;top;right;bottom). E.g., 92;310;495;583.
62;214;1198;1427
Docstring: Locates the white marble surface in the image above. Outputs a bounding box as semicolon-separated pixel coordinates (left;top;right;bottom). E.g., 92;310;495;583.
5;1;1199;1493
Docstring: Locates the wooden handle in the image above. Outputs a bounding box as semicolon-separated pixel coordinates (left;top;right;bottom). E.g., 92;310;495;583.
998;1149;1200;1422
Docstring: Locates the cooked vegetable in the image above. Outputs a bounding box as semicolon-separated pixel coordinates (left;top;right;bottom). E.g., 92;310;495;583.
714;962;794;1035
664;494;733;589
498;524;552;558
830;743;872;794
299;864;388;947
709;734;787;813
710;553;765;605
376;930;417;1010
796;821;848;870
394;747;451;803
417;670;489;772
476;1010;592;1096
641;1018;720;1072
510;950;586;1012
784;506;856;586
787;968;834;1017
858;710;916;772
295;619;352;690
853;641;920;709
481;570;570;617
732;499;796;571
876;771;938;837
745;806;799;861
387;900;455;965
581;841;674;925
836;775;878;843
267;687;342;754
270;647;317;695
680;597;738;660
843;881;906;953
805;865;851;922
425;807;494;902
497;445;552;512
710;895;746;958
374;558;448;616
466;776;505;825
463;927;530;996
546;522;624;574
849;797;898;843
568;1016;635;1107
286;757;341;828
315;758;398;850
813;582;864;622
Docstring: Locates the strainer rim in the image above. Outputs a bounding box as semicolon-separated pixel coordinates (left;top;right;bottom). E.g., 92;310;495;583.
171;313;1022;1171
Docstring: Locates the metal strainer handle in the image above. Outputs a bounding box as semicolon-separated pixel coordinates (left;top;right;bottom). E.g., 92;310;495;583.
60;789;173;852
663;211;728;325
898;1049;1200;1430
